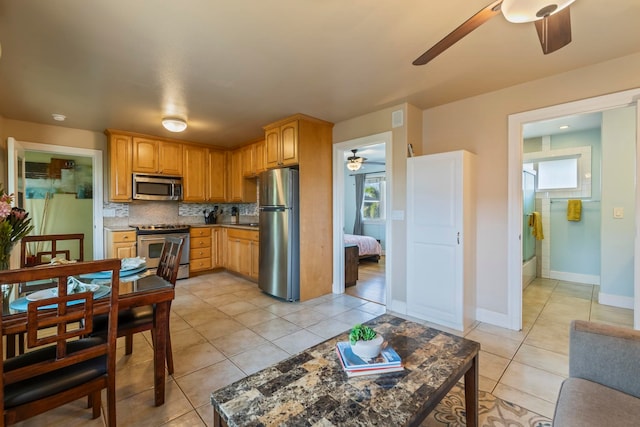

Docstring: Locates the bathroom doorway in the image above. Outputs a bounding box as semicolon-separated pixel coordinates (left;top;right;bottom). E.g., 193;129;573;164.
507;88;640;331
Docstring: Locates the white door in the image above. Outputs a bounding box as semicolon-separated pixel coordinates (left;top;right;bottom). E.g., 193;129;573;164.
7;137;26;207
406;150;475;330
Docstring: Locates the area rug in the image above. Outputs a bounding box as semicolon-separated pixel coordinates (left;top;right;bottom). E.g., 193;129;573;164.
421;384;552;427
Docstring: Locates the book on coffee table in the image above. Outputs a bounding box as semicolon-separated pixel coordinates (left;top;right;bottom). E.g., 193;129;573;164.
335;341;404;377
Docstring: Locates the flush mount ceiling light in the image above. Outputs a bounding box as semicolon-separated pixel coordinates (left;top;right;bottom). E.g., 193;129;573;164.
501;0;576;23
162;117;187;132
52;113;66;121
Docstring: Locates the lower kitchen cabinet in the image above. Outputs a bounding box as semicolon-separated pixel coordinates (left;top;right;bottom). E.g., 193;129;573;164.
190;227;213;273
226;228;259;281
104;229;136;259
188;226;256;280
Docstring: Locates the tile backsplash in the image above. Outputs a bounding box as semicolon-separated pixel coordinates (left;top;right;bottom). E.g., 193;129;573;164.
102;201;258;227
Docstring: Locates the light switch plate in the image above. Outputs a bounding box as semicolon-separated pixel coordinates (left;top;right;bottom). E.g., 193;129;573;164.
613;207;624;219
103;208;116;217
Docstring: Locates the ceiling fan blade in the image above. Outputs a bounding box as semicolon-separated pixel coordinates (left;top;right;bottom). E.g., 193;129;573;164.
413;0;503;66
534;6;572;54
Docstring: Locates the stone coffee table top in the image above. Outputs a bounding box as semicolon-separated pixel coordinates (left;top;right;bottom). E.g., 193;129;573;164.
211;313;480;426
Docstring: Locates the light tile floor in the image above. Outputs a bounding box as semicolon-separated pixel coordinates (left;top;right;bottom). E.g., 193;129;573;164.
13;274;634;426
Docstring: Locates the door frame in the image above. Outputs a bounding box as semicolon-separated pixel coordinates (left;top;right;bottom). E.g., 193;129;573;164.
507;88;640;331
6;137;104;260
332;131;392;303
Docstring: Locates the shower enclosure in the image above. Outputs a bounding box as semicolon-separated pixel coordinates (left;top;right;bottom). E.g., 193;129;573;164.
522;170;536;288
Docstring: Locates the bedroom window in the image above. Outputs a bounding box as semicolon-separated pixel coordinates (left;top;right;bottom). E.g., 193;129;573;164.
362;174;385;221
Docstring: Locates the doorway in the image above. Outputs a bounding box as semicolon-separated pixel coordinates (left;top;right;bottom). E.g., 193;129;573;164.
7;137;104;260
507;89;640;331
333;132;392;305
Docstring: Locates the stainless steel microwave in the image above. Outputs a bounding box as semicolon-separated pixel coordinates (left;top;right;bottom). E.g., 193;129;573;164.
132;174;183;201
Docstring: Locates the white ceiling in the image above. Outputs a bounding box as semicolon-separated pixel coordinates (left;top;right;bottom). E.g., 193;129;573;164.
0;0;639;148
523;111;602;138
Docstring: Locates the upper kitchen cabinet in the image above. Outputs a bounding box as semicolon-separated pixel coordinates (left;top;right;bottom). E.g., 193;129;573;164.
241;139;266;178
207;148;227;202
132;137;183;176
264;120;298;168
182;144;207;202
105;130;133;202
255;139;266;174
228;149;257;203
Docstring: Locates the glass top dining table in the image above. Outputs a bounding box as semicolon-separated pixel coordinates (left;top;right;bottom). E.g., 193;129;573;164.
1;267;175;406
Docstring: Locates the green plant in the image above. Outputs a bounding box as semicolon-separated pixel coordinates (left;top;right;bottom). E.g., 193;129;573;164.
349;324;377;345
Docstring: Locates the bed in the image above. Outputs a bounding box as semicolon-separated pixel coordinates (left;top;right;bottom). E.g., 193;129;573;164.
344;234;382;262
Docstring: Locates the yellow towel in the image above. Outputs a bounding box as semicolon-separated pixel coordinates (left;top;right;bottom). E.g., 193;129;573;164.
530;212;544;240
567;199;582;221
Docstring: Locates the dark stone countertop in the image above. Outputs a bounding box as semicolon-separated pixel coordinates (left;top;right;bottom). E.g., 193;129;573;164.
210;313;480;426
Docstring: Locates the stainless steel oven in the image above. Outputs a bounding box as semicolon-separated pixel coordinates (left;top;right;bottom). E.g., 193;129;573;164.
136;225;190;280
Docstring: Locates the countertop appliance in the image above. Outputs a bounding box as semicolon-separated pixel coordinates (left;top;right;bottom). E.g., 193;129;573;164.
133;174;183;201
135;224;190;279
258;168;299;301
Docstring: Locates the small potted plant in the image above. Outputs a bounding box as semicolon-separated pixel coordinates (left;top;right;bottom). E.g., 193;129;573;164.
349;324;384;360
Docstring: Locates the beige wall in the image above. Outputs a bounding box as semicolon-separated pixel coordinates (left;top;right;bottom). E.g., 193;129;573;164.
334;102;422;307
0;118;107;186
422;52;640;317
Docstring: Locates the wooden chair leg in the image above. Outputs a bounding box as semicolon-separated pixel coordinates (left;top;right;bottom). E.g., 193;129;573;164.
166;301;174;375
125;333;133;355
91;390;101;419
18;332;25;355
166;329;174;375
6;333;17;358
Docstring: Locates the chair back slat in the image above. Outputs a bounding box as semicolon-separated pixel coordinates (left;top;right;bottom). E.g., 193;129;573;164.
26;292;94;350
156;236;184;285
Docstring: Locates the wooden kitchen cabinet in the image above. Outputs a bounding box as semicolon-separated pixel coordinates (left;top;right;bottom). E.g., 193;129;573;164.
241;144;256;178
226;228;259;281
263;114;334;300
208;149;227;202
240;139;266;178
190;227;213;273
182;144;208;202
105;131;133;202
250;238;259;280
255;139;266;175
212;227;223;268
132;137;183;176
264;120;298;168
228;149;257;203
104;229;136;259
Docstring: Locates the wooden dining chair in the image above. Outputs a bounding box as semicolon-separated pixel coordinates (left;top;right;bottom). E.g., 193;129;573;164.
0;259;120;426
20;233;85;267
93;235;184;375
4;233;86;359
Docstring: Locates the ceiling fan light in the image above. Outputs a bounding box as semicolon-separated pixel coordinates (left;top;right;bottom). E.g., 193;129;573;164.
162;117;187;132
501;0;575;23
347;161;362;171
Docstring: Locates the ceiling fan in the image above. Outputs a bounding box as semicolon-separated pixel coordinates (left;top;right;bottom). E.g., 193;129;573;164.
413;0;575;66
346;149;385;171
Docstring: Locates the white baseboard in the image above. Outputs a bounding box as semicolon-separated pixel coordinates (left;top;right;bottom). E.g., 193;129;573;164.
475;308;513;330
549;270;600;285
389;299;407;314
599;292;634;309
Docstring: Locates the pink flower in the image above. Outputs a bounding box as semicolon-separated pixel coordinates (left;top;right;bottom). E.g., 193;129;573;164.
0;200;11;219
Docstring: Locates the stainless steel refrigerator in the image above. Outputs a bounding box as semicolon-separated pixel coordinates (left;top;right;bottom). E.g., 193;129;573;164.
258;168;300;301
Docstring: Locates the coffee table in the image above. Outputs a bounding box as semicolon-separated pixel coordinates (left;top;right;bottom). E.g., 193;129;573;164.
211;313;480;426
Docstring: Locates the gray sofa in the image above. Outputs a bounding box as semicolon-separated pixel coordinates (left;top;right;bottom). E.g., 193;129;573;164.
553;320;640;426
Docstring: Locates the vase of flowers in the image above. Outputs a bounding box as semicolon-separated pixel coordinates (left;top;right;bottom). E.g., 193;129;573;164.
0;188;34;270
